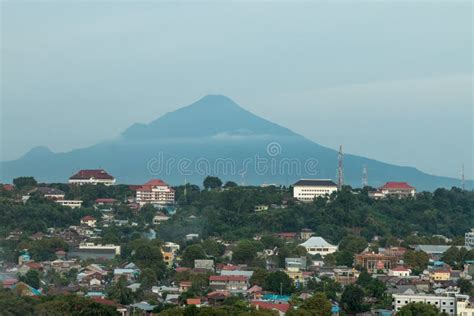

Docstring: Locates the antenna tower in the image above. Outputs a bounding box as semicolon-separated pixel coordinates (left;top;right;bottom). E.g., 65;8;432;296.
461;164;465;191
337;145;344;190
362;164;368;187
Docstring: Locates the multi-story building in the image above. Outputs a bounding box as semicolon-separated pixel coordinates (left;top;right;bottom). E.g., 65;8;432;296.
369;182;416;199
78;243;121;255
135;179;175;206
55;200;83;209
69;169;116;186
465;229;474;249
209;275;249;293
299;237;337;257
293;179;338;202
392;293;461;316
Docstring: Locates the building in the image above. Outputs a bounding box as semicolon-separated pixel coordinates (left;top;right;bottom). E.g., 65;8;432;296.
293;179;338;201
414;245;454;260
194;259;214;271
333;267;359;285
209;275;249;293
135;179;175;206
299;237;337;257
370;182;416;199
392;293;460;316
161;242;180;268
55;200;83;209
388;266;412;277
355;252;400;273
465;229;474;249
456;294;474;316
80;216;97;227
69;169;116;186
27;187;65;200
78;243;121;255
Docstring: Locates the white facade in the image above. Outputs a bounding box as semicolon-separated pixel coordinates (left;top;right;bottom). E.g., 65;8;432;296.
465;229;474;248
392;293;458;316
68;178;116;186
388;267;411;277
136;180;175;206
293;179;338;202
457;295;474;316
79;243;121;255
56;200;83;209
299;237;337;257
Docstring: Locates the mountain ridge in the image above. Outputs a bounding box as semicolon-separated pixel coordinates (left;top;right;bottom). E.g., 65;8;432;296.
1;95;471;191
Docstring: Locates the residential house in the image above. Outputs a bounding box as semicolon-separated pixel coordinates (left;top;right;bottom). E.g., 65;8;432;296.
388;266;412;277
56;200;83;209
209;275;249;293
80;216;97;227
194;259;214;271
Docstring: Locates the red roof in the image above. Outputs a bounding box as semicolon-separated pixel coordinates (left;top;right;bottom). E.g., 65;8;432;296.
2;184;14;191
380;182;414;189
137;179;172;191
70;169;114;180
81;216;96;221
391;266;410;272
209;275;248;282
3;278;18;287
276;232;297;238
186;298;201;305
175;267;191;273
221;264;240;271
26;262;42;270
251;301;290;313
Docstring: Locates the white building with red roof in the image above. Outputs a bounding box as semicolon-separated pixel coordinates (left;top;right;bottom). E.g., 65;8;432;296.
388;266;412;277
135;179;175;206
68;169;116;186
369;182;416;199
81;216;97;227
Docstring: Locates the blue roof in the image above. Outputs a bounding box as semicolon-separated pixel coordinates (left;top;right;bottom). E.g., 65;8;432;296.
262;294;290;301
85;291;104;297
331;305;341;312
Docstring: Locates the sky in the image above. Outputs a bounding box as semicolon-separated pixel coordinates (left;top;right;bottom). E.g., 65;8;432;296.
1;1;472;179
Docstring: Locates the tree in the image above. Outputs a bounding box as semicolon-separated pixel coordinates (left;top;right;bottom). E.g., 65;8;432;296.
398;302;445;316
224;181;238;188
202;239;225;257
338;235;368;254
23;269;41;289
139;268;157;290
107;276;133;305
341;284;369;314
131;240;167;278
457;278;473;295
13;177;37;190
307;276;342;301
263;271;293;295
203;176;222;190
292;292;332;316
181;244;206;267
403;250;429;274
232;240;261;264
249;268;269;286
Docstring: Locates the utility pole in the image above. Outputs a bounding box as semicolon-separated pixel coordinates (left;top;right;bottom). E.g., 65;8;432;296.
461;164;465;191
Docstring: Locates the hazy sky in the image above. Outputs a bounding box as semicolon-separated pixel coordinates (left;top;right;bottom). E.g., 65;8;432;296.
1;1;472;179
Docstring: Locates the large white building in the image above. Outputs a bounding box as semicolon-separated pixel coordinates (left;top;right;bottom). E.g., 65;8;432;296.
299;237;337;257
69;169;116;186
136;179;175;206
369;182;416;199
466;229;474;249
293;179;338;202
392;293;461;316
79;243;121;255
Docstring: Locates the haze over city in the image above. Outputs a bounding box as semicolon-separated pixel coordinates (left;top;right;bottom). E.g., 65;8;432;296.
1;1;472;180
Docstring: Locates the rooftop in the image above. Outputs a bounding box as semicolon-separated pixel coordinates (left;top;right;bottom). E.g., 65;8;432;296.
294;179;337;187
380;182;415;189
70;169;114;180
300;236;336;248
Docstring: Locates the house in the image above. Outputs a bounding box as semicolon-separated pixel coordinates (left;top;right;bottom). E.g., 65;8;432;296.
254;205;269;212
275;232;298;241
186;298;201;306
388;266;412;277
300;228;314;241
334;266;359;285
95;198;118;206
186;233;199;241
179;281;192;293
194;259;214;271
80;216;97;227
299;237;337;257
414;245;454;260
370;182;416;199
293;179;338;201
209;275;249;293
24;187;65;201
430;268;452;281
69;169;116;186
135;179;175;206
55;200;83;209
153;213;170;224
114;268;139;281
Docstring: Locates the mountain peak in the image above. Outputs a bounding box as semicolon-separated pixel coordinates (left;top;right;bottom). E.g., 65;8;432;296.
22;146;54;159
122;95;294;139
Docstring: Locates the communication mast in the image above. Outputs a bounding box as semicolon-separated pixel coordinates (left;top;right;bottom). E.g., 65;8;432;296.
461;164;465;191
337;145;344;190
362;164;368;187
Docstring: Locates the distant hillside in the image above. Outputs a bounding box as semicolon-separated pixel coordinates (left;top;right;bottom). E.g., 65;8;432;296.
1;95;471;191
